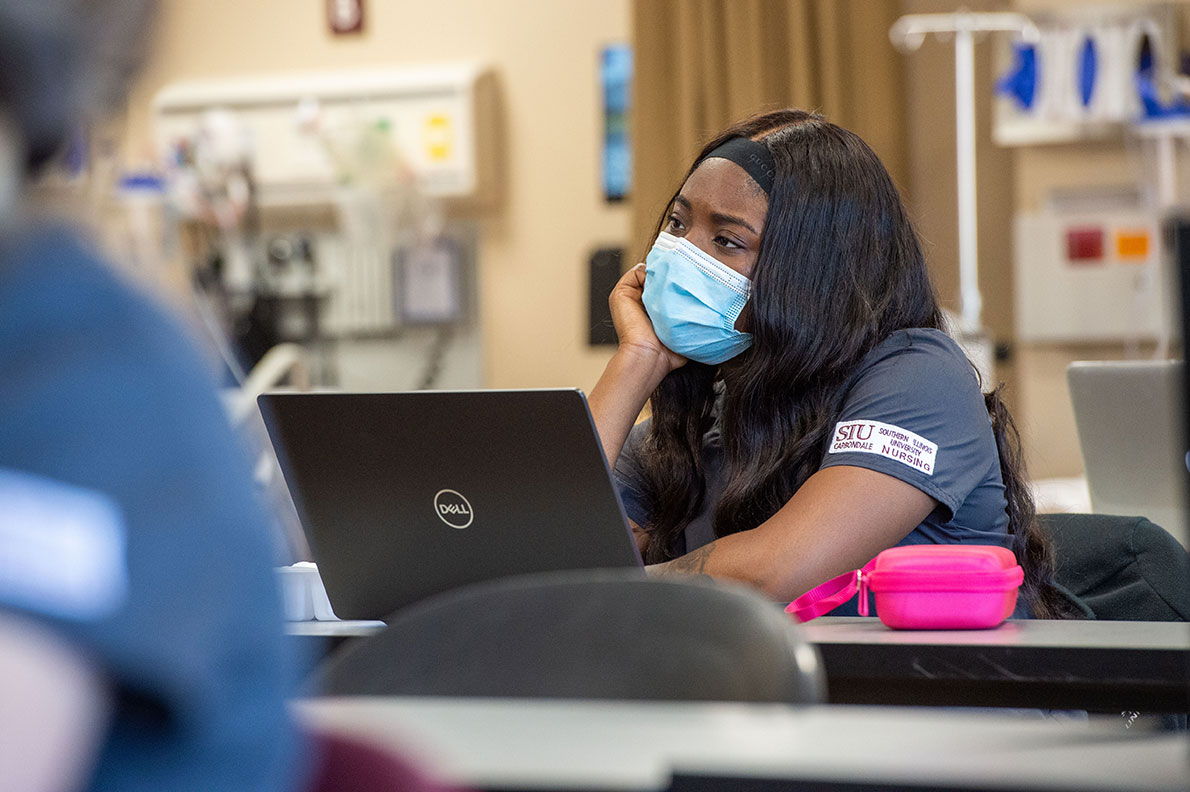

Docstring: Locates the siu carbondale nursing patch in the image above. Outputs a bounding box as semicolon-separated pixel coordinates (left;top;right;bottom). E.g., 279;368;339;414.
828;420;938;476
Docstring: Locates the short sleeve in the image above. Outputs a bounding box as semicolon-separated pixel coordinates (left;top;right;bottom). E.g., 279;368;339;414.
613;420;654;527
818;329;999;520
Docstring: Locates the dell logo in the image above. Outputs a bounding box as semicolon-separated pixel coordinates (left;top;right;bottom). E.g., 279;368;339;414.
433;489;473;529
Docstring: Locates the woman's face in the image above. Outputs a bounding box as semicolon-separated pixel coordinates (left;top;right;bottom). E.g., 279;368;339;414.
664;157;769;279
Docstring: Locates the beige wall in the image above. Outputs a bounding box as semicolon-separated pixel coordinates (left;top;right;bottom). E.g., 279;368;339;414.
1012;138;1150;479
121;0;1180;478
123;0;629;391
902;0;1027;473
906;0;1186;480
1007;0;1185;479
903;0;1018;353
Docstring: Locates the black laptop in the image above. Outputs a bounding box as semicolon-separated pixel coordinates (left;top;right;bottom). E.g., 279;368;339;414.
257;389;644;620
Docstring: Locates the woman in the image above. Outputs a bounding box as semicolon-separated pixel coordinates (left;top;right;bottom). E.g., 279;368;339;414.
589;109;1066;618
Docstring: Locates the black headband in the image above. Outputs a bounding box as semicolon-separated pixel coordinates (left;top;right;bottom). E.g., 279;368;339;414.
701;137;776;195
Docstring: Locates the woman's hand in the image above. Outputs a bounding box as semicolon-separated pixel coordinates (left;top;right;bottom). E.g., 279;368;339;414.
609;263;685;374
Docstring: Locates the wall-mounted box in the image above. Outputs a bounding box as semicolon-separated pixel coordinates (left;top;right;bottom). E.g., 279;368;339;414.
152;63;499;208
1015;210;1173;343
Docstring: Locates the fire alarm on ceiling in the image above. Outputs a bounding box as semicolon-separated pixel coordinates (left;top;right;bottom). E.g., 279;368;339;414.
327;0;364;35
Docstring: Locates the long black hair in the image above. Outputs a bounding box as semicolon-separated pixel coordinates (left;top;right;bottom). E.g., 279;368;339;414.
636;109;1069;618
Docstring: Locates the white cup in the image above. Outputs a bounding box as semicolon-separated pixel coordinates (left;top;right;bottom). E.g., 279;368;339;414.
275;564;315;621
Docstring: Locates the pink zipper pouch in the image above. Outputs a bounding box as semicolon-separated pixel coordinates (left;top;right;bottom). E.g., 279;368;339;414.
786;545;1024;630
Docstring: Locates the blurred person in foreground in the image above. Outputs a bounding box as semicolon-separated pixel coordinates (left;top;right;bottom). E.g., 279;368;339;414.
0;1;299;789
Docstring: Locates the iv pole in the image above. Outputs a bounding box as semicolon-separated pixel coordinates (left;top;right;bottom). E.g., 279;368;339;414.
890;12;1039;380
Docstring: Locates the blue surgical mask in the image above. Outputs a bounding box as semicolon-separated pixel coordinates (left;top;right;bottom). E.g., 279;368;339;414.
642;232;753;365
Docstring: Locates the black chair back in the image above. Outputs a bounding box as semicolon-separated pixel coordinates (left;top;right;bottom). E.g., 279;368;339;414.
313;569;825;704
1038;513;1190;621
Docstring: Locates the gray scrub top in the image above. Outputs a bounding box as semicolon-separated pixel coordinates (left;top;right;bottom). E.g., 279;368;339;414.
614;328;1012;559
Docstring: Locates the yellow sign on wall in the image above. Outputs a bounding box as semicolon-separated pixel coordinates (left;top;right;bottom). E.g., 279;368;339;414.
423;114;454;163
1115;229;1150;262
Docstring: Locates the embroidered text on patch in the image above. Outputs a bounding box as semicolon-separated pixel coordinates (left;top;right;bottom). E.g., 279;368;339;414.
828;420;938;476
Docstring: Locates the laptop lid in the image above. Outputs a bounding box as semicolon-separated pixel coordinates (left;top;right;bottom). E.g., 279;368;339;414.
1067;360;1187;546
258;389;644;620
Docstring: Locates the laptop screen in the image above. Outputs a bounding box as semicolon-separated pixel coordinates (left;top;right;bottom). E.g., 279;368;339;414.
259;389;644;620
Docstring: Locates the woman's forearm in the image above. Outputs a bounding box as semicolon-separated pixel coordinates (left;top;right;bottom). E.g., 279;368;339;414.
646;466;937;602
587;346;672;465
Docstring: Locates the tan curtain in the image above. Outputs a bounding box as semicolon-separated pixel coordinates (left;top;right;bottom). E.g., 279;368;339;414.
630;0;909;258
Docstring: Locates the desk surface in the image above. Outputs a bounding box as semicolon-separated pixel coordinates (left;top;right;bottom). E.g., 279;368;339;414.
289;616;1190;648
295;696;1189;792
288;617;1190;711
802;617;1190;649
803;617;1190;712
286;619;385;638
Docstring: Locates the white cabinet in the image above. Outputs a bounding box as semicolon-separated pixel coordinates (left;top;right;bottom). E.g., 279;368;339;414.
152;64;499;206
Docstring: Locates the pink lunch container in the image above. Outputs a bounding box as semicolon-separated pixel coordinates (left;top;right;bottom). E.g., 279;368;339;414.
866;545;1023;630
